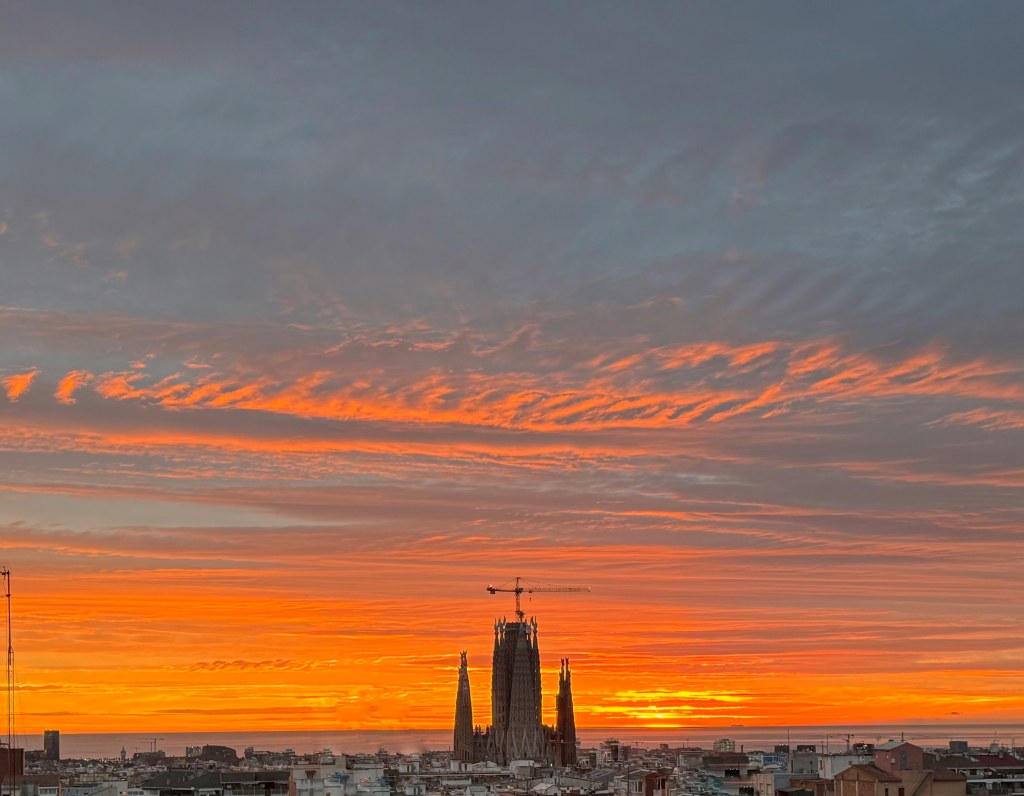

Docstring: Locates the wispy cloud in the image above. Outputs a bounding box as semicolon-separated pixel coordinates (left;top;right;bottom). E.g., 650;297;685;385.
54;370;94;405
2;369;39;402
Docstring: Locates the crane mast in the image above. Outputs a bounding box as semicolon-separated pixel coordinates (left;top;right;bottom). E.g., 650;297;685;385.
486;576;589;621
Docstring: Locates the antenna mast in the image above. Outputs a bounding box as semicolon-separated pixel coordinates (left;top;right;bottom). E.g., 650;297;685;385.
2;568;12;786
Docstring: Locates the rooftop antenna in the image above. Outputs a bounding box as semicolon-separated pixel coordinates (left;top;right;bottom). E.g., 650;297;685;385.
486;576;590;622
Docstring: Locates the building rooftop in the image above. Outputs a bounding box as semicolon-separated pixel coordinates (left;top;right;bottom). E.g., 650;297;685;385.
841;764;900;783
875;742;915;752
974;756;1024;769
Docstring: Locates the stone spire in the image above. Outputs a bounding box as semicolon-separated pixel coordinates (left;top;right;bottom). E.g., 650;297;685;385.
453;651;475;762
555;657;577;766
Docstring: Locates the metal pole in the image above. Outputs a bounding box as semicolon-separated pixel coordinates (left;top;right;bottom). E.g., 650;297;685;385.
2;568;11;795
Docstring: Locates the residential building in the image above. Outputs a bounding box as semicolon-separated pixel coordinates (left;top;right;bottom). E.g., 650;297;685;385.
819;753;873;779
938;752;1024;795
834;742;966;796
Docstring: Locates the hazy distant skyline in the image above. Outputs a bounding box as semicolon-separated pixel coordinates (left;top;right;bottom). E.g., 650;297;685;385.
2;2;1024;733
21;724;1024;761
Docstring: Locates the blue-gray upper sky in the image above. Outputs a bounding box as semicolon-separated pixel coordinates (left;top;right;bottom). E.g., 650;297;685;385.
3;3;1022;340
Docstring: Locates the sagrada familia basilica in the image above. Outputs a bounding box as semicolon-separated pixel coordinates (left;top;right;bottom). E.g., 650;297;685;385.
453;614;577;766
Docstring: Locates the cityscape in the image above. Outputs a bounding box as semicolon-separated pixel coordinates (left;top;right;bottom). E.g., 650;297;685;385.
2;7;1024;796
4;600;1024;796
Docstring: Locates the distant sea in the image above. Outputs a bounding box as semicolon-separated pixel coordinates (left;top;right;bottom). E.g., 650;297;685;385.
16;725;1024;760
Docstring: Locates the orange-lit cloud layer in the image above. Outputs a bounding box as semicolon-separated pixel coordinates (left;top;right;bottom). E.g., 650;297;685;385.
2;303;1024;733
2;4;1024;737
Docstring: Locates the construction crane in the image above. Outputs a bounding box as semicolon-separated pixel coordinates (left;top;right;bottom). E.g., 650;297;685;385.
486;576;589;621
824;733;853;753
147;737;164;753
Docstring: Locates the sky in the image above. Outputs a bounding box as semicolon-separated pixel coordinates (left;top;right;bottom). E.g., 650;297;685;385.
2;2;1024;736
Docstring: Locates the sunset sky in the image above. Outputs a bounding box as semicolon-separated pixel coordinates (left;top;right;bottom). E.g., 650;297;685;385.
2;3;1024;736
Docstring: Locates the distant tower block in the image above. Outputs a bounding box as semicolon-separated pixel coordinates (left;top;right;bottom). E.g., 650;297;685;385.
453;651;475;763
43;730;60;761
554;658;577;766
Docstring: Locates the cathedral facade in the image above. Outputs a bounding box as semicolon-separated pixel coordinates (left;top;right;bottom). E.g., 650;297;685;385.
453;616;577;766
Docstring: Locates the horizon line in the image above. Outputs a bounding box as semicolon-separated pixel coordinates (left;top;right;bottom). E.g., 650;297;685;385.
19;722;1024;737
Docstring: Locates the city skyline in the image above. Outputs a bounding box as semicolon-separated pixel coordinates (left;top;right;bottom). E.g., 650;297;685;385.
2;3;1024;734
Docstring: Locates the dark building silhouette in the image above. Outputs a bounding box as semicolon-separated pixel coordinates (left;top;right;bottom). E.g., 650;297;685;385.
490;617;545;764
453;651;474;763
453;615;577;766
0;746;25;781
42;730;59;761
554;657;577;766
199;745;239;765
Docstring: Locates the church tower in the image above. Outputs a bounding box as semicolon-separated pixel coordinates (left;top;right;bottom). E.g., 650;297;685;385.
554;657;577;766
453;587;584;766
453;651;475;763
490;617;545;764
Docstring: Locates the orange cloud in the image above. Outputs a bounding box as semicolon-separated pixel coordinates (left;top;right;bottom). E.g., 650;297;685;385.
2;368;39;401
54;370;94;404
60;338;1020;436
932;408;1024;431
